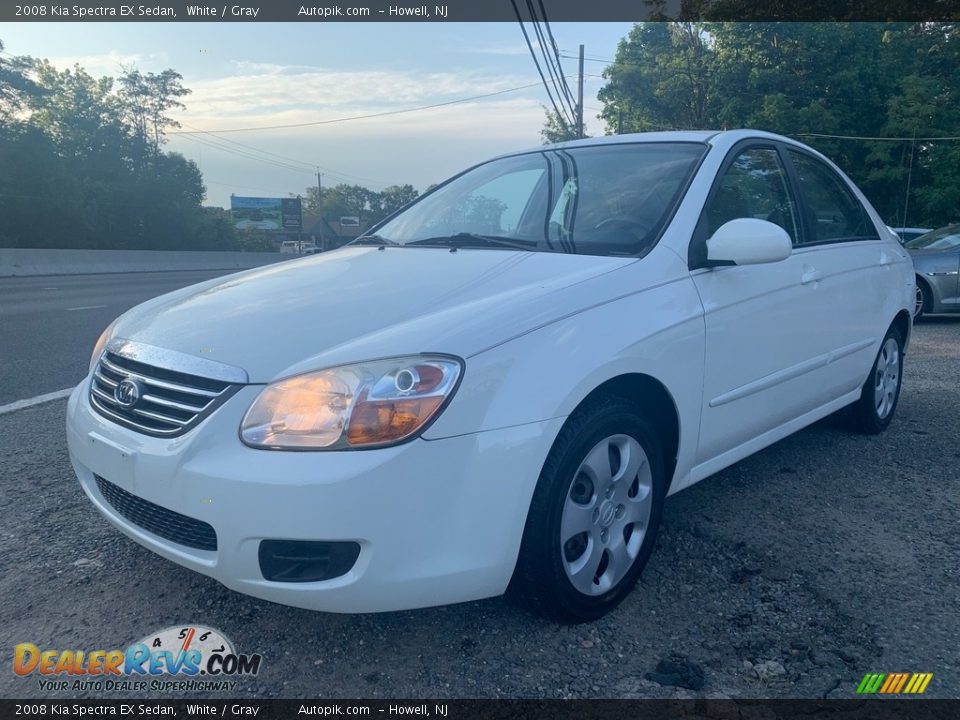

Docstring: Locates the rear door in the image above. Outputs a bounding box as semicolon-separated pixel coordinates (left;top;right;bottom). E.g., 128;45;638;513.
783;147;888;395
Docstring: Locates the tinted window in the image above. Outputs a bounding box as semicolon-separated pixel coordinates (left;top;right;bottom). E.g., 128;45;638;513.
704;147;800;243
788;151;876;243
376;143;706;257
904;224;960;250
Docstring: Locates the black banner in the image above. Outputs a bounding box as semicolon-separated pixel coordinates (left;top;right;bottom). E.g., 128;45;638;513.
2;699;959;719
3;0;959;23
281;198;303;231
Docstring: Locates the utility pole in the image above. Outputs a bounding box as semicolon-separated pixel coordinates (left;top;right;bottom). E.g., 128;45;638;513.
576;44;585;139
316;169;325;252
617;107;624;135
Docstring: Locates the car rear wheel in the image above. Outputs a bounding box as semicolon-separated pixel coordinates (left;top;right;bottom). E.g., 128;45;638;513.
509;395;665;623
844;326;904;434
914;279;928;319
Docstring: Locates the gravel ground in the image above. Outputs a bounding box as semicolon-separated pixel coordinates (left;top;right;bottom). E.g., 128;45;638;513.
1;318;957;700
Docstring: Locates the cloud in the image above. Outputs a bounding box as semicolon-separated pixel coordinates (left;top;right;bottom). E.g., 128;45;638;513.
176;61;535;124
167;95;551;204
30;50;170;77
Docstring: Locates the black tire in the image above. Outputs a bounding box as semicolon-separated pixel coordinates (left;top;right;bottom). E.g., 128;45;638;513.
914;278;929;320
844;325;904;435
508;394;666;623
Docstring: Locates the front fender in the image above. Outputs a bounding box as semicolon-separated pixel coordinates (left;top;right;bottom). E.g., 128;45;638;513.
423;274;706;494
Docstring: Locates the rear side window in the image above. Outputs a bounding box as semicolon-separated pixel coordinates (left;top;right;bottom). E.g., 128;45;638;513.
788;151;877;244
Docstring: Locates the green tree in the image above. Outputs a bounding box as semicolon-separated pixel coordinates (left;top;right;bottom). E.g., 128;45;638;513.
303;183;421;226
0;39;222;250
593;22;960;226
0;39;42;122
370;184;419;222
541;108;577;144
597;22;713;133
118;67;190;157
193;206;240;250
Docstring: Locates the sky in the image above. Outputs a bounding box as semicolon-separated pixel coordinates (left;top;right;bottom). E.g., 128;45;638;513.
3;22;635;208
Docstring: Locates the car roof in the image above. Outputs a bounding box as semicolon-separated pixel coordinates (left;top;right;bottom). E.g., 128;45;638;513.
501;129;811;159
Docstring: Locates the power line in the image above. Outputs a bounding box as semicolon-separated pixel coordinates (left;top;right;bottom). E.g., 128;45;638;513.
509;0;573;129
175;131;397;189
538;0;578;116
178;121;398;186
180;121;316;169
167;81;551;135
561;54;617;64
175;132;316;174
526;0;576;122
205;179;303;195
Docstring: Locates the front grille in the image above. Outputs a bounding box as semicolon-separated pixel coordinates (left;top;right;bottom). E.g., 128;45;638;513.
90;351;240;438
95;475;218;551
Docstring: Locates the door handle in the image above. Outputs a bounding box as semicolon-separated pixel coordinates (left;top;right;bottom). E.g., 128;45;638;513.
801;266;822;284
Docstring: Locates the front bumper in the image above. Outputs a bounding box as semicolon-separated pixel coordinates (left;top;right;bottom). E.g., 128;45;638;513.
66;380;563;612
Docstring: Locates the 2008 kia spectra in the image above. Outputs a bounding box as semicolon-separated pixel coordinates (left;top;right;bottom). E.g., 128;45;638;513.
67;130;914;622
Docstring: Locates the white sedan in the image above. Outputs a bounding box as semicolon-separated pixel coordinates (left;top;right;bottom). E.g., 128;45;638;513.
67;130;914;622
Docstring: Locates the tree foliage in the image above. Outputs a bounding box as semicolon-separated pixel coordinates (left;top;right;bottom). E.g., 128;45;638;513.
303;182;420;227
0;42;420;250
0;43;220;249
541;108;578;144
591;22;960;226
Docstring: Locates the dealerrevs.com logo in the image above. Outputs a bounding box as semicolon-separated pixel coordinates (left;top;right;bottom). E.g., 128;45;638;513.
13;625;262;693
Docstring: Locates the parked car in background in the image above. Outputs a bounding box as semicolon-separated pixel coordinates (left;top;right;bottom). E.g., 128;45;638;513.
906;224;960;317
280;241;318;255
890;226;932;245
67;130;913;623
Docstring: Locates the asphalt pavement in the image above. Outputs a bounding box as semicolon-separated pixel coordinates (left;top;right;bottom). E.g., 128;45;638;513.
0;270;236;406
0;268;957;700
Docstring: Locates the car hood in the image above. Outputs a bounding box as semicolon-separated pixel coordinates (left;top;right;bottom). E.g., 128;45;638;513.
112;247;637;382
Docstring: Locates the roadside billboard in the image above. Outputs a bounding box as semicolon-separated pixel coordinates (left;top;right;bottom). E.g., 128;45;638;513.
230;196;302;231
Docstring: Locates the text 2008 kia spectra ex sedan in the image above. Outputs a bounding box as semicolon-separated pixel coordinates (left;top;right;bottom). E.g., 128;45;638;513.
66;130;914;622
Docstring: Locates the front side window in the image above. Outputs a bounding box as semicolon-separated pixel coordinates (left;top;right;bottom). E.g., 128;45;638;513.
704;147;800;243
788;150;877;244
374;143;707;257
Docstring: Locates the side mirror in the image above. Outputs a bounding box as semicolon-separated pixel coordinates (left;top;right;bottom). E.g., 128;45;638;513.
706;218;792;266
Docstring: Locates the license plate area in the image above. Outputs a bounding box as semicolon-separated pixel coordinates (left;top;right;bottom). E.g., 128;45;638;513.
86;432;137;490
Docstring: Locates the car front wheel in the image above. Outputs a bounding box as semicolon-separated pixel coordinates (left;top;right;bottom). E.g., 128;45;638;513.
509;395;665;623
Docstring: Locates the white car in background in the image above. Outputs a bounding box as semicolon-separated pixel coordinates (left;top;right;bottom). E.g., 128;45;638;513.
67;130;913;622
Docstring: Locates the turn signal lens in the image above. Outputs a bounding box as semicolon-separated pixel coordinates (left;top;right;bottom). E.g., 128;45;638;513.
89;320;118;372
346;392;445;446
240;356;462;450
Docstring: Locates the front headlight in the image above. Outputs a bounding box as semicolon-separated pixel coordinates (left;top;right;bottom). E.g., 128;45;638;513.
240;355;463;450
89;320;118;373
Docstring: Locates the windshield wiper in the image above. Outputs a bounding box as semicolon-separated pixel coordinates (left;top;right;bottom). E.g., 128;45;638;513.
406;233;538;251
350;234;399;246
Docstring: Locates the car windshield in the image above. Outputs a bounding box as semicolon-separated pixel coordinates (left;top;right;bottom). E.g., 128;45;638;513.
905;224;960;250
372;142;706;257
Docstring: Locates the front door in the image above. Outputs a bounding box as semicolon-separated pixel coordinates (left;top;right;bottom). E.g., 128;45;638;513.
691;144;835;469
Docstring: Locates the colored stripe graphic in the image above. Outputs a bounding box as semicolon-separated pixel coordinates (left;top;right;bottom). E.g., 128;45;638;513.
857;673;886;694
904;673;933;694
857;672;932;694
881;673;909;693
